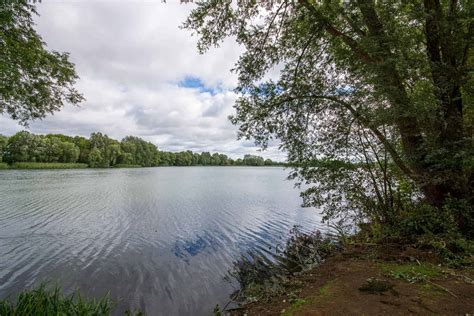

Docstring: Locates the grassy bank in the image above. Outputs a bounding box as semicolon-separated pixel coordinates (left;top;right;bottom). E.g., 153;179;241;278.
114;164;142;168
10;162;89;169
0;164;284;170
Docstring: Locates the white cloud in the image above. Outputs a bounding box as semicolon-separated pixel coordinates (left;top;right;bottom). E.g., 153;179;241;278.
0;0;285;160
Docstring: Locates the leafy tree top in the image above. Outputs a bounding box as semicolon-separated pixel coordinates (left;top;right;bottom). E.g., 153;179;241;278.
0;0;83;125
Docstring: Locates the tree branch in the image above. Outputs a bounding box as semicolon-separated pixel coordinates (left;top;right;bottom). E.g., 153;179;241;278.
288;94;417;180
298;0;377;64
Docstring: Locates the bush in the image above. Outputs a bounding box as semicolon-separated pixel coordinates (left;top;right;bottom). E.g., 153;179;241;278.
0;163;9;169
397;203;458;237
417;235;474;267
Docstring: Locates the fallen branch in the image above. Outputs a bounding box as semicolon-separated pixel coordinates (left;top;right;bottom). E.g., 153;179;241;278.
425;280;458;298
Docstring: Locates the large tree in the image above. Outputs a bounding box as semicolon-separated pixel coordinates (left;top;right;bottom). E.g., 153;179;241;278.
0;0;83;124
184;1;474;233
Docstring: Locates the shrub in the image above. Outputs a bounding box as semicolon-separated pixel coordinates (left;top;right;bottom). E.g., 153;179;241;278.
397;203;458;237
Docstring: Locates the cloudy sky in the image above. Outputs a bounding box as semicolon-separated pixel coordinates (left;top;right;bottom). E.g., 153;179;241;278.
0;0;284;160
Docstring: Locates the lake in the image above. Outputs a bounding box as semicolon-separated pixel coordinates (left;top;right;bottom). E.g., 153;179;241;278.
0;167;324;315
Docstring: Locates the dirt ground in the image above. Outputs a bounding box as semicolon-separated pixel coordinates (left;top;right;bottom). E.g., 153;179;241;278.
231;245;474;315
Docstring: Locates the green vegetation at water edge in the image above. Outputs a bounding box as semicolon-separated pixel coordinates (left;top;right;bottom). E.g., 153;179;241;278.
113;164;142;168
0;163;9;169
0;131;284;169
0;285;112;316
11;162;88;169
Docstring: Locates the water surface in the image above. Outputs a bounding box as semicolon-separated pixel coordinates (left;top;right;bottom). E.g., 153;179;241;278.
0;167;324;315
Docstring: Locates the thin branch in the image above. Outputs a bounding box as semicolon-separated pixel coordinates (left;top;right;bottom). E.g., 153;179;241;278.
298;0;377;64
258;0;287;53
282;94;417;180
293;33;316;86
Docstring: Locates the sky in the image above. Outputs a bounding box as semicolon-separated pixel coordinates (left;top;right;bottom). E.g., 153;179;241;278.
0;0;284;160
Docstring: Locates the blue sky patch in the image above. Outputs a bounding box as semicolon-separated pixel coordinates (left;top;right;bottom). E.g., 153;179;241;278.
178;76;222;95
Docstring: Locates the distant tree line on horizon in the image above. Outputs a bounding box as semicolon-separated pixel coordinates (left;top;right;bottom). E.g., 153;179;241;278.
0;131;283;168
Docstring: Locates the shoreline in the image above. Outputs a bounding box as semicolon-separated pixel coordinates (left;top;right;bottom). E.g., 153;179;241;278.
226;244;474;315
0;162;287;170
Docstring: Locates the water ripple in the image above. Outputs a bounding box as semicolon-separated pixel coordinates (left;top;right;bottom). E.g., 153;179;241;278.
0;167;325;315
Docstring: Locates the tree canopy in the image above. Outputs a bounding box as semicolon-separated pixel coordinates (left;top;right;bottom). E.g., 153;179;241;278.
184;0;474;236
0;131;282;168
0;0;83;124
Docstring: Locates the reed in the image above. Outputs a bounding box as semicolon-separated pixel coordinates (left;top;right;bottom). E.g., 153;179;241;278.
0;285;112;316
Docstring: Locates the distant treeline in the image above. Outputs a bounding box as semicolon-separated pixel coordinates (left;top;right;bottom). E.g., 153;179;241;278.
0;131;283;168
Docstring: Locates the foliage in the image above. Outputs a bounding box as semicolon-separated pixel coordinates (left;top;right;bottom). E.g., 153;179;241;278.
0;1;83;124
11;162;88;169
241;154;265;166
0;285;112;316
184;0;474;237
120;136;158;167
416;235;474;267
3;131;81;164
396;203;458;237
89;133;121;167
73;136;91;164
87;148;104;168
1;131;283;168
0;162;9;169
0;134;7;162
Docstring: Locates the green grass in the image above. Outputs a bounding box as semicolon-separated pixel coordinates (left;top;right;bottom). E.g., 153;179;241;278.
281;298;310;316
380;262;442;283
318;281;334;297
114;164;142;168
0;285;112;316
11;162;88;169
0;162;9;169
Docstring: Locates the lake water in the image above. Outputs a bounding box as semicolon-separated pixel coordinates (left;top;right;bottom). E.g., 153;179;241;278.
0;167;324;315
